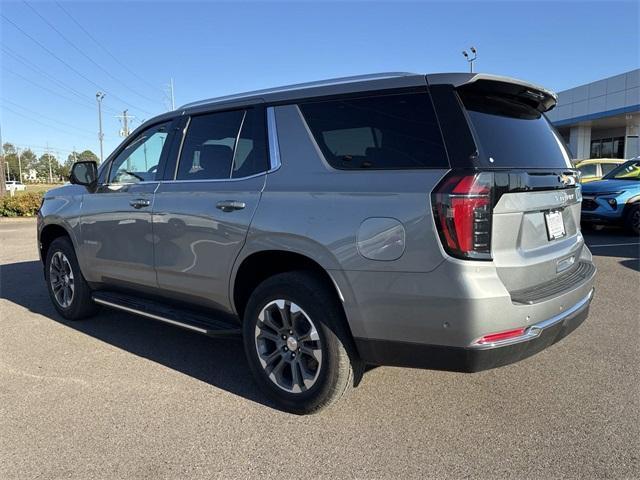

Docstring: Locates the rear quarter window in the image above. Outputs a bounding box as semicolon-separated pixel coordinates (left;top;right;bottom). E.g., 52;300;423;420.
459;91;572;169
299;92;448;170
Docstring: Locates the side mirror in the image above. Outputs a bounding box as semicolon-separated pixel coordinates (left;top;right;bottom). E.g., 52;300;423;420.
70;161;98;189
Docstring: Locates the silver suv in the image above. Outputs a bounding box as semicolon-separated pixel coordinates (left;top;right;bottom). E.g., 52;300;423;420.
38;72;596;414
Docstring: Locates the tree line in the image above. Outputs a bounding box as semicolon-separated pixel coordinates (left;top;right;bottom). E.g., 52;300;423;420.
2;142;99;184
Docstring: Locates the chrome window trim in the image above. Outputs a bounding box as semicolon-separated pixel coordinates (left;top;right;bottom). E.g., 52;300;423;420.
229;110;247;178
173;116;191;180
468;289;594;350
266;107;282;172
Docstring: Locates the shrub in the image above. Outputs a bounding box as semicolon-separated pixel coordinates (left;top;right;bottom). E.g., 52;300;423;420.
0;192;43;217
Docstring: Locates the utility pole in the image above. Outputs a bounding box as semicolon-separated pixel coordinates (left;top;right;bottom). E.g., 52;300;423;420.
16;147;23;183
170;78;175;110
46;143;53;183
462;46;478;73
96;91;105;163
116;109;134;138
165;78;175;111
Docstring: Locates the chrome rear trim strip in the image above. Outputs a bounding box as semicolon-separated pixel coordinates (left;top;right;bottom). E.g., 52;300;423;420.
469;289;593;350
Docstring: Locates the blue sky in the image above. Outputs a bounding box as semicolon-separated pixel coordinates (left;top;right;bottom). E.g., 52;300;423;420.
1;0;638;161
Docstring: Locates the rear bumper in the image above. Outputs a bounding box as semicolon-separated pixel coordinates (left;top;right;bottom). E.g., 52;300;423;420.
355;289;593;372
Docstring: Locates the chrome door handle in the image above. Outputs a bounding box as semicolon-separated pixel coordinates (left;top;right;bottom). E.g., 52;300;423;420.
216;200;246;212
129;198;151;209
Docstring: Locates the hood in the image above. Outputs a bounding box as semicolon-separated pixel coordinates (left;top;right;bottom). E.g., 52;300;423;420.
43;183;86;198
581;179;640;194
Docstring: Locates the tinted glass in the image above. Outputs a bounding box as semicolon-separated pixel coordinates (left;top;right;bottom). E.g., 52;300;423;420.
232;108;268;178
299;92;448;170
177;110;244;180
601;163;619;175
613;137;625;158
460;92;572;168
604;160;640;180
578;164;597;177
109;122;170;183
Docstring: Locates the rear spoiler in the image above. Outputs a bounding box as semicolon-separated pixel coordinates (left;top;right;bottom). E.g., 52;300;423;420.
426;73;557;113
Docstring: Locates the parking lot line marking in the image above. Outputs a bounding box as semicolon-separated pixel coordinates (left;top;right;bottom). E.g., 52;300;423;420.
588;242;640;248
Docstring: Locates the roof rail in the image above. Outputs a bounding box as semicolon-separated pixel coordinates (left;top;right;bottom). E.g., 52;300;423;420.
179;72;417;109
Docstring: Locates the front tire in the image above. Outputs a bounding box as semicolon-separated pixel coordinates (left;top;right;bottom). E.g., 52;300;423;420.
45;237;99;320
624;204;640;235
242;271;360;414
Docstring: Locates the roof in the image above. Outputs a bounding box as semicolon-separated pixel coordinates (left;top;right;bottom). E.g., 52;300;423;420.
176;71;556;114
179;72;426;111
575;158;626;165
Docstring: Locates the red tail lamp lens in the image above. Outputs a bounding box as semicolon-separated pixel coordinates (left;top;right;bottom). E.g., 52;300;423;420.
476;327;527;345
432;172;493;260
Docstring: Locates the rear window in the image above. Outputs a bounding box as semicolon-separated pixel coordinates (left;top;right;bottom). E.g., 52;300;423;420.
459;92;572;168
299;92;448;170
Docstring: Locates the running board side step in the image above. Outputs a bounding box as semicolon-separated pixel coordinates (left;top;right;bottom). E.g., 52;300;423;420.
92;291;241;337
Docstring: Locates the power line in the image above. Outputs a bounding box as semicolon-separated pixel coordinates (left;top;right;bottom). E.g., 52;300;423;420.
1;46;120;114
1;104;102;140
54;1;164;96
0;97;97;136
1;65;117;115
12;143;78;155
0;12;153;115
23;1;160;106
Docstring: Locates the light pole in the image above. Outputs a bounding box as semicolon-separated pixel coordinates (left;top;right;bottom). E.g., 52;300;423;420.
96;91;105;163
16;147;22;183
462;46;478;73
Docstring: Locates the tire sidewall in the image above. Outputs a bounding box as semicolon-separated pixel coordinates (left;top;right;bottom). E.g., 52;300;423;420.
45;237;87;319
242;274;346;413
625;204;640;235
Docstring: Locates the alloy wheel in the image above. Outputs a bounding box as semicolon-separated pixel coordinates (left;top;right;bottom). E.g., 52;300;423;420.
49;251;75;308
254;299;323;393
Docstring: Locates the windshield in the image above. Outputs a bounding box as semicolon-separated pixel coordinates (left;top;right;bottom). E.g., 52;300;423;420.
603;159;640;180
459;92;572;169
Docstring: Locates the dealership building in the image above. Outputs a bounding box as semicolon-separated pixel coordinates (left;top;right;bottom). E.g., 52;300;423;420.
547;68;639;161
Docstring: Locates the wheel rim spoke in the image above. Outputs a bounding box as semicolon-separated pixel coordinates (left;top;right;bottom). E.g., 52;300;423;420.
49;251;74;308
254;299;323;394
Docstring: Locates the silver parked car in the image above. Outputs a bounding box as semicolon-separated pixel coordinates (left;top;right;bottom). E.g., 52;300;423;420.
38;72;596;414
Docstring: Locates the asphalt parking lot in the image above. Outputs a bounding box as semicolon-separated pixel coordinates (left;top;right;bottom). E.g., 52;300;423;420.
1;218;638;479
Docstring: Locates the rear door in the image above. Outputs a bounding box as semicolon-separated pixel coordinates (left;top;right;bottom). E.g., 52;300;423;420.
442;81;584;294
152;106;268;311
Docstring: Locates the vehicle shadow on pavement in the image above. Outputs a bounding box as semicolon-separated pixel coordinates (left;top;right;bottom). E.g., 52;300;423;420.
583;228;640;272
0;260;280;411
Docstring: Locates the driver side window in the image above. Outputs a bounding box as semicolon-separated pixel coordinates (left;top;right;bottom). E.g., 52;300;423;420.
108;122;170;184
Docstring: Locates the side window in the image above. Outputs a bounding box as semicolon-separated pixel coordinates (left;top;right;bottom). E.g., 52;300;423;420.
601;163;619;176
232;108;268;178
176;110;243;180
299;92;448;170
109;122;170;184
176;108;268;181
578;164;597;177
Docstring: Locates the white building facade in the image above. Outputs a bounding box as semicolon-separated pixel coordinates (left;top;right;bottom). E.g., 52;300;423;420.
547;69;639;161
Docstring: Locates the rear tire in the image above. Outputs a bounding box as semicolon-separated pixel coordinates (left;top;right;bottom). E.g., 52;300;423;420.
624;204;640;235
45;237;99;320
242;271;361;414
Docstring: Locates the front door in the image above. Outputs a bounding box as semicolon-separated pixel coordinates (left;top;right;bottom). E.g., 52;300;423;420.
78;121;174;289
152;107;269;311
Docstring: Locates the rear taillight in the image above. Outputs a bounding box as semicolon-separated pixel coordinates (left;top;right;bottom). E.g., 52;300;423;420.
474;327;527;345
432;171;493;260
